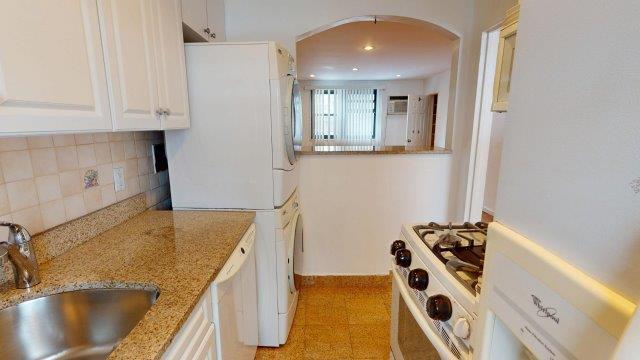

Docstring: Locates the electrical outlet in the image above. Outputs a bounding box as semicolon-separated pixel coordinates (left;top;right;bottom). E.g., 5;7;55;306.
113;167;125;192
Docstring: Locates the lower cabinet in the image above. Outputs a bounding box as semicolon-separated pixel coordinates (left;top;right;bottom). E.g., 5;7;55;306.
162;288;217;360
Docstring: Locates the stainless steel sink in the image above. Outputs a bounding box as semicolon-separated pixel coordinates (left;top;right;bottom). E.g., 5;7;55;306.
0;288;159;360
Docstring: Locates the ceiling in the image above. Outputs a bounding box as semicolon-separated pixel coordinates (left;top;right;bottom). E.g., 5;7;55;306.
296;20;455;81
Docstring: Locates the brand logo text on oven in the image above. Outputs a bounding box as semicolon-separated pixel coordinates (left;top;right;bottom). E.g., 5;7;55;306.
531;295;559;324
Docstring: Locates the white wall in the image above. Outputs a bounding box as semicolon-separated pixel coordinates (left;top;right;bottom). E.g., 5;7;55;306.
298;154;453;275
299;79;426;146
482;112;507;213
494;0;640;301
424;70;451;148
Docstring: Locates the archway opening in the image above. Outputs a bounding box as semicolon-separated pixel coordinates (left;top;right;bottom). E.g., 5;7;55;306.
295;16;459;149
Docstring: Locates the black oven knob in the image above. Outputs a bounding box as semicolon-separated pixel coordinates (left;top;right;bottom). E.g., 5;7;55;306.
408;269;429;291
395;249;411;268
390;240;405;255
426;295;452;321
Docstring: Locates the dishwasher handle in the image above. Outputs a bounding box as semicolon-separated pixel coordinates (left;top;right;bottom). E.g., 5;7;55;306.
214;224;255;285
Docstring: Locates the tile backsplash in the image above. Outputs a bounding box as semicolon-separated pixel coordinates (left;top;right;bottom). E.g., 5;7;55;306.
0;131;170;235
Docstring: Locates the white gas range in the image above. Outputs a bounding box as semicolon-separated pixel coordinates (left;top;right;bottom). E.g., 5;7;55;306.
390;222;488;360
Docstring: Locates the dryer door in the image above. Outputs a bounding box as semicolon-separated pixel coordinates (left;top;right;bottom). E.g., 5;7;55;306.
287;211;303;293
283;75;297;166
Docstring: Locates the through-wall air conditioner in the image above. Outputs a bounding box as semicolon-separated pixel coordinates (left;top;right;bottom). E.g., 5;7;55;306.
387;96;408;115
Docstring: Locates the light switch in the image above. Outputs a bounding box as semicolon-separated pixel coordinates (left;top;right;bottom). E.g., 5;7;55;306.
113;167;125;192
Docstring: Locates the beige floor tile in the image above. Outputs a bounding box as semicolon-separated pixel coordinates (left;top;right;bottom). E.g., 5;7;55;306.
346;301;390;325
304;325;352;359
349;324;390;339
301;287;347;307
255;326;305;360
257;284;392;360
292;304;306;326
305;303;348;325
350;338;389;359
349;325;390;359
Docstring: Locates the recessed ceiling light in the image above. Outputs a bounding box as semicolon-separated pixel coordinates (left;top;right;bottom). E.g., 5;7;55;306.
396;74;401;77
310;74;316;78
363;45;374;51
352;67;359;71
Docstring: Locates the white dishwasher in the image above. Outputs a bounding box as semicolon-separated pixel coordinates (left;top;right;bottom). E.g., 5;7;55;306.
211;224;258;360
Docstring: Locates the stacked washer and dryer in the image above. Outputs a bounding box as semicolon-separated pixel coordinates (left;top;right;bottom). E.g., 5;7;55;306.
165;42;304;347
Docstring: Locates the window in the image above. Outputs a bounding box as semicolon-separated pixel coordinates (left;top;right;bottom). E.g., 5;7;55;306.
311;89;378;144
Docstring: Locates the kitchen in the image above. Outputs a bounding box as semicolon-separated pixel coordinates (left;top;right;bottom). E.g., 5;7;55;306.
0;1;639;360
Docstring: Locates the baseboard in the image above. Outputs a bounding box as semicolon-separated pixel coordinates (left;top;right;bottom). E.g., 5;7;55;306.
299;275;391;288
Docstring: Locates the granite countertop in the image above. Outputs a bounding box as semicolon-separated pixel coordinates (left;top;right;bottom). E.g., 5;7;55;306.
296;145;452;155
0;210;255;360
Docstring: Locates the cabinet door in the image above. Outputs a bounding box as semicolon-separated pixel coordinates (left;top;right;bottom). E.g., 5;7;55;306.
182;0;209;40
0;0;111;134
100;0;160;130
154;0;190;129
206;0;226;41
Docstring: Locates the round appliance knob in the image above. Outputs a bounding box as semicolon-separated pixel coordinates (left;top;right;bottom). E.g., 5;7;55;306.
408;269;429;291
426;294;452;321
390;240;406;255
452;317;471;339
395;249;412;268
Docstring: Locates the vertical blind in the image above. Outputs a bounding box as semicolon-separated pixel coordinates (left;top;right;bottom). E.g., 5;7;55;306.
311;89;377;145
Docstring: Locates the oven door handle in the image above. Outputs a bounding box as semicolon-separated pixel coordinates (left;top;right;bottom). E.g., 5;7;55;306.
393;269;460;360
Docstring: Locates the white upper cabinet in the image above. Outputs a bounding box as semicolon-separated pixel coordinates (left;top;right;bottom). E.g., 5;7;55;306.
100;0;160;130
0;0;190;134
154;0;190;129
182;0;225;42
0;0;112;134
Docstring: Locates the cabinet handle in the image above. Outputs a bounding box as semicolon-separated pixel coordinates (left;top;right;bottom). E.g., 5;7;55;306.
204;27;211;34
210;32;216;39
155;109;163;116
163;108;171;116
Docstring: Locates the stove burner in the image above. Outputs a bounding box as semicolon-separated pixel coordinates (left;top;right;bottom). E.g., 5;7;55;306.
413;222;488;295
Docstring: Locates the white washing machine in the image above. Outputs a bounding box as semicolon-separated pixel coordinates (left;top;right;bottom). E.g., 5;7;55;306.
253;191;303;346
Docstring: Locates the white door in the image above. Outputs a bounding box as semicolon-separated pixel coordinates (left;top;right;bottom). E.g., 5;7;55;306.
289;211;303;293
0;0;112;134
100;0;160;130
154;0;190;129
406;95;427;146
283;76;297;167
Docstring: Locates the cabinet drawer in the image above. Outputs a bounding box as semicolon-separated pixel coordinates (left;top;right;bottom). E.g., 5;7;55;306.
162;289;214;359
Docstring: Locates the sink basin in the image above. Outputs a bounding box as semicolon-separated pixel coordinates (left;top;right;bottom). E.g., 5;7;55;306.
0;288;159;360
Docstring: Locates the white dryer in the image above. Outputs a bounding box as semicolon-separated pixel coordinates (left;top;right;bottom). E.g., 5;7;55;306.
166;42;300;210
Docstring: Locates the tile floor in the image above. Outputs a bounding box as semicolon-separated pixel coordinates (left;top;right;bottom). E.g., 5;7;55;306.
255;283;392;359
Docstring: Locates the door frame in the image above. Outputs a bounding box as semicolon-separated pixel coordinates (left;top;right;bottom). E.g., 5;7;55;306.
463;27;501;222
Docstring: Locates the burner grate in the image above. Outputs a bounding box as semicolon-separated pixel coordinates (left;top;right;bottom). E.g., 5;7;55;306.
413;222;488;296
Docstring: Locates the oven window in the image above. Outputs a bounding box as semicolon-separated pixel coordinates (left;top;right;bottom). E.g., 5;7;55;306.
398;295;441;360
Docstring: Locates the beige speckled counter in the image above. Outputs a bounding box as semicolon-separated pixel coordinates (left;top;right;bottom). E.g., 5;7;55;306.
296;145;451;155
0;210;255;360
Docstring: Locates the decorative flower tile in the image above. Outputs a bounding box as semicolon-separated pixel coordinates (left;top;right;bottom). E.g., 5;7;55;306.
84;169;99;189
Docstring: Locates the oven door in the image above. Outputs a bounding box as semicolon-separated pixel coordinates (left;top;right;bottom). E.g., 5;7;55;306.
390;269;454;360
